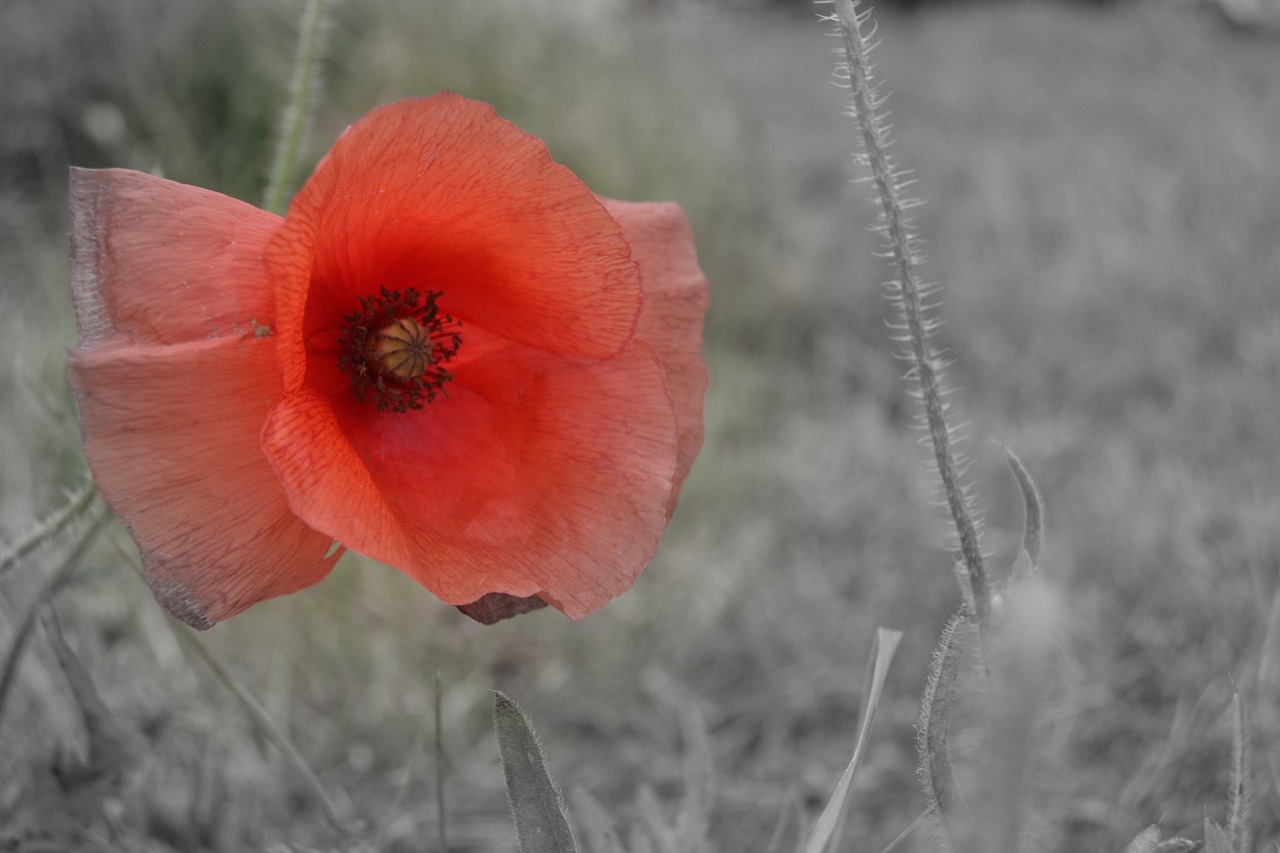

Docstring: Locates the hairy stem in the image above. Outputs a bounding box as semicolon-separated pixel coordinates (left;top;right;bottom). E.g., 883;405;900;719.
262;0;333;215
832;0;989;628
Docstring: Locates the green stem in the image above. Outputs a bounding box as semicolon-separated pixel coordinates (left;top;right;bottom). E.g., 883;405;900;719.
262;0;333;215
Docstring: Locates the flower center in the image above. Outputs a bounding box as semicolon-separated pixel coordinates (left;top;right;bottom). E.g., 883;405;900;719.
338;287;461;413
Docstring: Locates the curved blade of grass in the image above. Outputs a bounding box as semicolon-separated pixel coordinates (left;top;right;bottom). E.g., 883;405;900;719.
43;605;141;786
996;441;1044;571
802;626;903;853
494;691;581;853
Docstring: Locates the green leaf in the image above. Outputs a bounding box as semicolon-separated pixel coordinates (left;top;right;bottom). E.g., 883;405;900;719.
174;626;347;836
802;626;903;853
494;692;581;853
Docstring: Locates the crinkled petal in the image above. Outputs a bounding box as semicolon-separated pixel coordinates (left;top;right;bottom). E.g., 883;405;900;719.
269;93;642;393
262;335;678;619
69;167;283;347
602;199;710;514
68;338;339;628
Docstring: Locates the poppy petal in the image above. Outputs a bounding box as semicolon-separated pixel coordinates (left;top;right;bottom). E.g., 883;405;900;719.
69;167;283;347
455;593;550;625
269;93;642;395
262;337;678;619
602;199;710;514
68;338;340;628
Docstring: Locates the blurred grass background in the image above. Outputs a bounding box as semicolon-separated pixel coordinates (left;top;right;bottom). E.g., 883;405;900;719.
2;0;1279;850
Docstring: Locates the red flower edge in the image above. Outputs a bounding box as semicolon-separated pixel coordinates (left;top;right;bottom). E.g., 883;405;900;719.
67;94;708;628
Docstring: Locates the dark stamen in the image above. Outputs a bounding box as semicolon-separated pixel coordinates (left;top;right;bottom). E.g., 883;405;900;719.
338;287;461;413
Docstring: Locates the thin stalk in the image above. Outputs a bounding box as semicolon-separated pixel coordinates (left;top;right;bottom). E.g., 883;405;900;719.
262;0;333;215
173;626;348;836
435;671;449;852
0;480;97;578
0;508;106;737
832;0;989;628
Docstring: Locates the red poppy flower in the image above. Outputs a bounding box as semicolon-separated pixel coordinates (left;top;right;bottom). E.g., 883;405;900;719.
67;93;708;629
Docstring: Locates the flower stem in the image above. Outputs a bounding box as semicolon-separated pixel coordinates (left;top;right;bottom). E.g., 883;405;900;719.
832;0;990;629
262;0;333;216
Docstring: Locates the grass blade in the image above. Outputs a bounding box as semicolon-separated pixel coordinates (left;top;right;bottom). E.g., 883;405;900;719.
1227;690;1252;853
674;702;714;851
997;442;1045;570
173;626;347;837
42;607;140;791
0;510;105;737
0;479;97;579
571;786;628;853
436;670;449;853
494;691;581;853
802;626;904;853
878;809;929;853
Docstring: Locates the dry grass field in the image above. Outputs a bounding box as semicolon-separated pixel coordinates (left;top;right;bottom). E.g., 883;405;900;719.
2;1;1279;850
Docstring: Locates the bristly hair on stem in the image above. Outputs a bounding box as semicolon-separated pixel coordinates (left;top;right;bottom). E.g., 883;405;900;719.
824;0;991;630
262;0;334;216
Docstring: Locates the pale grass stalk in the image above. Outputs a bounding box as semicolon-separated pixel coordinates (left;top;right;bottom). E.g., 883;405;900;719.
829;0;989;629
802;627;903;853
376;688;434;850
0;479;97;578
172;626;348;837
436;671;449;853
262;0;334;215
0;508;106;736
1227;690;1253;853
879;809;930;853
